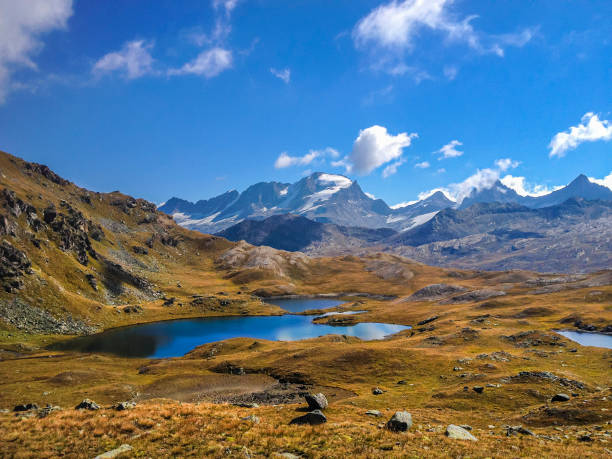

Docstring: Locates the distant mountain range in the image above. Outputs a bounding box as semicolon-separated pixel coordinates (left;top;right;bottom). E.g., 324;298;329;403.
160;172;612;234
159;172;454;233
160;172;612;273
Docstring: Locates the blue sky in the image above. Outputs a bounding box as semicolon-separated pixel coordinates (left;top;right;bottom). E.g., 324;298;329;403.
0;0;611;206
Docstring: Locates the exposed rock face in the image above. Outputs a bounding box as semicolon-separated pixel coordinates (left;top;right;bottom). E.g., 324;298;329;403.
100;258;157;298
23;162;69;186
551;393;571;402
49;203;99;265
501;371;585;390
386;411;412;432
446;424;478;441
289;410;327;426
0;241;31;292
304;393;328;411
405;284;467;302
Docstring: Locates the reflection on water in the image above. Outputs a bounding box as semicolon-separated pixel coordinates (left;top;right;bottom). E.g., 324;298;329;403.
263;297;345;312
53;314;410;359
556;330;612;349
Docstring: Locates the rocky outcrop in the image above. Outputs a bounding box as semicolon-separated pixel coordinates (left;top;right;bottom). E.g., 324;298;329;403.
23;162;69;186
49;203;99;265
0;241;31;292
440;289;506;304
405;284;467;302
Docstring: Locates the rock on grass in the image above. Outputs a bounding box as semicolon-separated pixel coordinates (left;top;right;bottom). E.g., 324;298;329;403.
289;410;327;426
304;393;328;410
446;424;478;441
386;411;412;432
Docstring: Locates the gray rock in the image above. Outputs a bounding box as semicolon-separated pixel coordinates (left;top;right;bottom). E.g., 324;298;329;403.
94;444;133;459
304;393;328;411
372;387;384;395
446;424;478;441
13;403;38;412
505;425;534;436
386;411;412;432
114;401;136;411
365;410;382;417
241;414;260;424
551;393;570;402
75;399;99;410
289;410;327;426
473;386;484;394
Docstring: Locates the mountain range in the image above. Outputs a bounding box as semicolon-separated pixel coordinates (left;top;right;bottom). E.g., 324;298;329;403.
161;172;612;273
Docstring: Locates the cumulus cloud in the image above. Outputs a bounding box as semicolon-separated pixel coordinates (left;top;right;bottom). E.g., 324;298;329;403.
494;158;520;171
500;175;561;197
435;139;463;159
0;0;73;102
93;40;155;79
415;161;430;168
270;67;290;84
168;47;232;78
346;125;417;175
549;112;612;158
274;147;339;169
588;171;612;191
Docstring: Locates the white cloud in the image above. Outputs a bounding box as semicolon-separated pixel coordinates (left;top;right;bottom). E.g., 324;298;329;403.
588;171;612;191
213;0;239;16
93;40;155;79
436;139;463;159
494;158;520;171
415;158;520;204
353;0;534;55
0;0;73;102
382;157;406;178
270;67;290;84
274;147;339;169
549;112;612;158
415;161;430;168
500;175;561;197
347;125;417;175
168;47;232;78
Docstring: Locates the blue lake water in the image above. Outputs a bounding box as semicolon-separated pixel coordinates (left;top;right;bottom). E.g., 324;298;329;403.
54;313;409;359
263;297;346;312
556;331;612;349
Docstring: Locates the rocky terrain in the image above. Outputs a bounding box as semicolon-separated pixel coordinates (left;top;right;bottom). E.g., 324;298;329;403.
0;151;610;458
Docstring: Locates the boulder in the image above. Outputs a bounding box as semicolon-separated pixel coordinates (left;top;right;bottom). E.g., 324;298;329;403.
551;393;570;402
473;386;484;394
386;411;412;432
304;393;328;411
446;424;478;441
289;410;327;426
372;387;384;395
114;401;136;411
13;403;38;412
75;399;100;410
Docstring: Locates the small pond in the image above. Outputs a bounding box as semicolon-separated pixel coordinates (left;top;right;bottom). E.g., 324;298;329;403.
54;314;409;359
263;297;346;313
556;330;612;349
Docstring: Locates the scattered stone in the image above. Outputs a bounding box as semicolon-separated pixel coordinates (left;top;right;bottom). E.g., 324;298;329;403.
241;414;260;424
446;424;478;441
397;380;407;385
75;399;99;410
132;246;148;255
366;410;382;417
94;444;133;459
372;387;384;395
459;424;472;431
234;402;260;409
505;425;534;436
405;284;467;302
453;367;463;371
551;393;571;403
37;405;61;418
386;411;412;432
473;386;484;394
417;315;439;326
578;435;593;442
304;393;328;411
162;297;176;307
289;410;327;426
114;401;136;411
13;403;38;412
